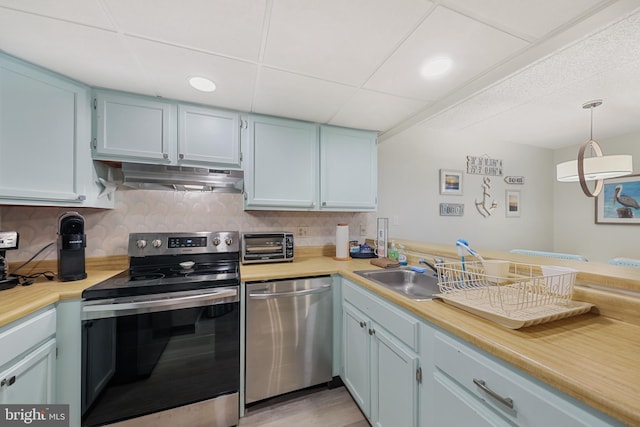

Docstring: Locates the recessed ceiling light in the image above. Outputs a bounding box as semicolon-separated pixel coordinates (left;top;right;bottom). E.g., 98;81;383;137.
420;57;453;79
188;76;216;92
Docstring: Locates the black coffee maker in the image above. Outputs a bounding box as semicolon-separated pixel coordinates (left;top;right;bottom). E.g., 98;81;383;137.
57;212;87;281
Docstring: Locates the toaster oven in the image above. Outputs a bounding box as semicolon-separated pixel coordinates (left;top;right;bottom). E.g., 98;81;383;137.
241;232;294;264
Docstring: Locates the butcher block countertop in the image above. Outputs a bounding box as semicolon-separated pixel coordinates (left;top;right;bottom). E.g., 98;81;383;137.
1;250;639;426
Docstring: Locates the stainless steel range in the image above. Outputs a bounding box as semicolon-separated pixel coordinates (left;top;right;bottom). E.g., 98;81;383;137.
81;231;240;427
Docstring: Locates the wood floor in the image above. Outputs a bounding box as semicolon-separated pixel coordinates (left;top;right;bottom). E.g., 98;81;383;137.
239;386;369;427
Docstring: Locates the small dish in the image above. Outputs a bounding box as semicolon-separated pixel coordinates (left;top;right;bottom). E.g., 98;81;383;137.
179;261;195;270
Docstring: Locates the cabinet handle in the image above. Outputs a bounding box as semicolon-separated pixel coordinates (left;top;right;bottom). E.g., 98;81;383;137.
322;201;326;206
359;321;365;328
163;153;169;159
368;328;375;335
1;376;16;387
179;153;184;159
416;367;422;384
473;378;514;410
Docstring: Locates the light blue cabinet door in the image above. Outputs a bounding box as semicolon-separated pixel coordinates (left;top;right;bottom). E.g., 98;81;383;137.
371;327;419;427
0;56;84;203
244;115;318;209
177;104;241;168
93;90;175;163
0;338;56;404
320;126;377;211
342;302;371;418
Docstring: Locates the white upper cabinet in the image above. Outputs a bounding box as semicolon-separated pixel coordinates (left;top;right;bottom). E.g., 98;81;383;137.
92;89;241;169
244;115;318;209
244;115;377;211
0;54;112;208
320;125;377;211
178;104;241;168
93;90;175;163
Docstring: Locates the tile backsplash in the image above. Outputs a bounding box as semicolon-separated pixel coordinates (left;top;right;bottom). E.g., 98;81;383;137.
1;188;376;262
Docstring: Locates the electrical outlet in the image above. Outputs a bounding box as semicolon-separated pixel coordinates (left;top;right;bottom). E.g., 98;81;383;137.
359;224;366;236
297;226;308;237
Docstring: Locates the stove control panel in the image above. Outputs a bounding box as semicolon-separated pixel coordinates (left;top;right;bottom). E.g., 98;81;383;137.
168;236;207;248
128;231;240;257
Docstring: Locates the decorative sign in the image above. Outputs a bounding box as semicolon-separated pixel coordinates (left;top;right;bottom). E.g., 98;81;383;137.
504;176;525;185
467;155;503;176
440;203;464;216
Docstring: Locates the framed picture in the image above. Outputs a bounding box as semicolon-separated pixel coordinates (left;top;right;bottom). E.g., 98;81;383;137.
596;174;640;224
505;190;520;217
439;169;463;195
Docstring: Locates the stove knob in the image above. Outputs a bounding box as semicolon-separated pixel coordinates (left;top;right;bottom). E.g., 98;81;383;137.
136;239;147;249
152;239;162;248
225;237;233;246
212;237;221;246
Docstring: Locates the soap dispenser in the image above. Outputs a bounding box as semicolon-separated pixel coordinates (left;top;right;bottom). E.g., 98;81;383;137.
397;244;407;266
388;240;399;261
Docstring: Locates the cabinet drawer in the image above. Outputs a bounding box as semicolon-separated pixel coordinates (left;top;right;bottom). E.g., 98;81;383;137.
433;332;622;427
343;280;418;351
0;309;56;367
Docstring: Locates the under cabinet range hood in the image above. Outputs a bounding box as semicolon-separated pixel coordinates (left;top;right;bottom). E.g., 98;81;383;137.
121;162;243;193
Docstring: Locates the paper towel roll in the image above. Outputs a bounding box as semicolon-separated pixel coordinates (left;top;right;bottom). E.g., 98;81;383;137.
335;224;350;260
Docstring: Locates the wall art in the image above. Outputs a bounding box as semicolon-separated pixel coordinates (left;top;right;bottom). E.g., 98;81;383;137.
439;203;464;216
506;190;521;217
439;169;463;195
467;155;503;176
596;174;640;224
475;177;498;217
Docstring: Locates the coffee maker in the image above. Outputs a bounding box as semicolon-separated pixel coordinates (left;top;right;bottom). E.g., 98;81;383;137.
57;212;87;281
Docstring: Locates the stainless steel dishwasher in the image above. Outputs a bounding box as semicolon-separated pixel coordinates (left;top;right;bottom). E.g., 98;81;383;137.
245;276;333;404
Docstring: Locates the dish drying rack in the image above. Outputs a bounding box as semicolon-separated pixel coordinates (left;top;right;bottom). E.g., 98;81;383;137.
435;261;594;329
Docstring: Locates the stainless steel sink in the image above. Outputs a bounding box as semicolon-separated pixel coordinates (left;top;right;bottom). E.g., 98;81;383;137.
354;268;441;301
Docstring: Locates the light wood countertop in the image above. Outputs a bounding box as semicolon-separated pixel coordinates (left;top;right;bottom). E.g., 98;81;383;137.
1;253;638;425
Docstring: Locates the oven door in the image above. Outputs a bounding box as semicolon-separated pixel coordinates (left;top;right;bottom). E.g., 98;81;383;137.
81;287;239;427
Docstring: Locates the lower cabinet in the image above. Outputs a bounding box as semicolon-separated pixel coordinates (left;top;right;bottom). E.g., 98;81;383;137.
430;331;624;427
0;339;56;404
341;278;624;427
341;280;420;427
0;308;57;404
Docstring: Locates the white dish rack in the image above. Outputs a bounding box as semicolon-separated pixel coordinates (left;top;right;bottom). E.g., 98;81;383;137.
435;261;594;329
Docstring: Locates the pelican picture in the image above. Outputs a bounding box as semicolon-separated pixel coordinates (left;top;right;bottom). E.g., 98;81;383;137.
597;175;640;224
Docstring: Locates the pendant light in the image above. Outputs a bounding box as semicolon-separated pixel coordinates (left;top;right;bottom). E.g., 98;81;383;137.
556;100;633;197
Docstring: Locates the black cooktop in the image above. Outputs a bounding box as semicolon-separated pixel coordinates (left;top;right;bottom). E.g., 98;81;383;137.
82;254;240;300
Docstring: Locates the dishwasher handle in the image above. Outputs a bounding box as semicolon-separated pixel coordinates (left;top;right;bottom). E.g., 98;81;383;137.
248;285;331;299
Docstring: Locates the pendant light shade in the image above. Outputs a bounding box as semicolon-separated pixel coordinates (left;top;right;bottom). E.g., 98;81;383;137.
556;100;633;197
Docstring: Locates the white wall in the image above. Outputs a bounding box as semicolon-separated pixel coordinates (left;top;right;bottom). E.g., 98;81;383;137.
553;131;640;262
377;123;554;253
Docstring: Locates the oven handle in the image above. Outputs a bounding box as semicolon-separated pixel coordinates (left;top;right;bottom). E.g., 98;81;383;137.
248;285;331;299
82;288;238;320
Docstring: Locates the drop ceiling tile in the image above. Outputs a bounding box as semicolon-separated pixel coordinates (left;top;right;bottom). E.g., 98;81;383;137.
0;0;113;29
263;0;435;85
0;8;154;93
125;37;258;112
442;0;604;39
330;90;427;132
102;0;267;61
252;67;357;123
365;6;528;101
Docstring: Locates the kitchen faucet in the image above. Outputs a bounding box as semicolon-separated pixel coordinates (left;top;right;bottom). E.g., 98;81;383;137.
418;257;444;275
